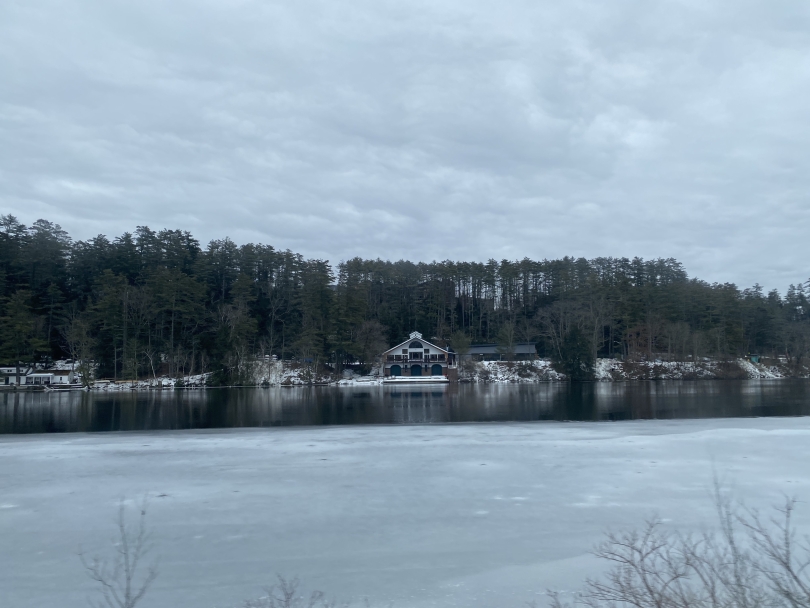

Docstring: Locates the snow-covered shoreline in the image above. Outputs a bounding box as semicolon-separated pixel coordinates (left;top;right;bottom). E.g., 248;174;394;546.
592;357;792;381
73;356;805;391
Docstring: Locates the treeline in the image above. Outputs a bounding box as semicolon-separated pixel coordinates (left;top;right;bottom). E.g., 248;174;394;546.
1;216;809;382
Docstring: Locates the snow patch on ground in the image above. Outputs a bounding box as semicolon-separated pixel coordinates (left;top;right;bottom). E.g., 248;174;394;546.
335;375;383;386
593;359;717;380
736;359;784;379
593;358;791;381
461;360;565;383
48;359;77;372
248;359;335;385
593;358;623;381
90;373;210;391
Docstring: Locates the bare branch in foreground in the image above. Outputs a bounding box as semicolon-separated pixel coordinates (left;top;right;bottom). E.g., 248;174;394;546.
549;490;810;608
242;575;347;608
80;498;159;608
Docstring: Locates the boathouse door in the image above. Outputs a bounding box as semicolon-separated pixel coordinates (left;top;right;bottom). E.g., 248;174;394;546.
410;364;422;376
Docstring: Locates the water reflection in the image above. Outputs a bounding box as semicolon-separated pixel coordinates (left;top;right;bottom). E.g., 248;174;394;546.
1;380;809;434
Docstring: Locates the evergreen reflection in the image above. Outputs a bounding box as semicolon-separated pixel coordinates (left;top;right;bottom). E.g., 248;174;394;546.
1;380;809;434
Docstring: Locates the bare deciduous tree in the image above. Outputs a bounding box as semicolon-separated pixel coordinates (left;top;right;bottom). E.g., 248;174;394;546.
740;499;810;605
61;307;96;387
546;487;810;608
354;320;388;369
497;319;517;363
243;576;345;608
537;300;584;363
80;500;158;608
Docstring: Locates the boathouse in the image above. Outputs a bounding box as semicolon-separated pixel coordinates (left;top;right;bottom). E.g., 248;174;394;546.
381;332;455;378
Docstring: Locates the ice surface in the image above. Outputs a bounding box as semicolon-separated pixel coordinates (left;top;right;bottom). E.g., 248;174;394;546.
1;418;809;607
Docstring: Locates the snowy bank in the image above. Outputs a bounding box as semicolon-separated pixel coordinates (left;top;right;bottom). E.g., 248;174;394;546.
78;357;804;390
593;357;796;381
460;360;565;383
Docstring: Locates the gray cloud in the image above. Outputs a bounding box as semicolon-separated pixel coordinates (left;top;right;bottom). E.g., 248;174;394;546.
2;0;809;289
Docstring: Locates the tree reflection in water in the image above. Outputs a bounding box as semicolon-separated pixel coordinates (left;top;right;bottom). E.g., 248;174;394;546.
1;379;809;434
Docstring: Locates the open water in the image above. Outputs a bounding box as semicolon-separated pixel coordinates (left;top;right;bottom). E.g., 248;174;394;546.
2;379;809;433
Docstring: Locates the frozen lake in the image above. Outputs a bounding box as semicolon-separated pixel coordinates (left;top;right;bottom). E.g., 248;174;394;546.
3;379;810;433
2;417;810;608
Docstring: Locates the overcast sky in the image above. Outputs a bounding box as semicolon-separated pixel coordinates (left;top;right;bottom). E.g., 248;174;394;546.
1;0;809;290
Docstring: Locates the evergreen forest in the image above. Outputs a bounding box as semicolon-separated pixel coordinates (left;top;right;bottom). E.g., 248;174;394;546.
1;216;808;382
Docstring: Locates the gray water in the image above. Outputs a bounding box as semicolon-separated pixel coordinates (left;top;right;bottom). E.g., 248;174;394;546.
2;379;809;433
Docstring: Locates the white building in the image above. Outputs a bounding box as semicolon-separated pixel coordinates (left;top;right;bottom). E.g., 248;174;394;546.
1;366;31;385
23;370;75;386
381;332;456;378
1;365;77;386
21;369;74;386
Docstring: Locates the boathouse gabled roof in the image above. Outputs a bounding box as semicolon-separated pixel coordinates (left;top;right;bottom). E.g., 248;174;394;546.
381;331;449;356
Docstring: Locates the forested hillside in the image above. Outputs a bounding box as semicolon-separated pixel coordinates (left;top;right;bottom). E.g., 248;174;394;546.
1;215;808;382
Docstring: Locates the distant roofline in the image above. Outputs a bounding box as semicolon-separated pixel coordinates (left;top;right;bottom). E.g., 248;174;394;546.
468;342;536;347
465;343;536;354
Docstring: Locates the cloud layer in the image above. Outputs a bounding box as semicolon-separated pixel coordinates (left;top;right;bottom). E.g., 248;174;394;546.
2;0;809;289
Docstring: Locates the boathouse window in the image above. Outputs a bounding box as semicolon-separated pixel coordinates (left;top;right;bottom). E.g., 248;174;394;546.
409;341;423;349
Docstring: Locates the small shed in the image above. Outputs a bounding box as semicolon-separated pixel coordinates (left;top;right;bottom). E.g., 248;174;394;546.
50;370;75;384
